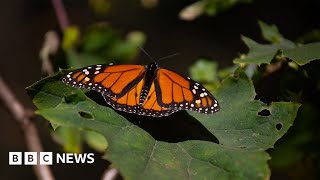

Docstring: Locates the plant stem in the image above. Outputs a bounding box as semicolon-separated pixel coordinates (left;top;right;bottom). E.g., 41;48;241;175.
0;76;55;180
51;0;70;31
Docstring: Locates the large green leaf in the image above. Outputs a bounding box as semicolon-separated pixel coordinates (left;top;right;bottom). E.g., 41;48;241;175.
26;71;300;179
233;36;295;65
234;21;320;65
234;36;320;66
190;71;300;150
282;42;320;65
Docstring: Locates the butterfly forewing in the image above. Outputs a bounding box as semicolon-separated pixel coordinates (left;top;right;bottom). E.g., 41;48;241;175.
155;68;220;114
62;64;146;98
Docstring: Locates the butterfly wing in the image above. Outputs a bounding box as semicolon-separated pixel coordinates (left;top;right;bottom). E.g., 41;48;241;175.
138;82;178;117
62;64;146;98
62;63;219;117
102;77;144;114
154;68;220;114
102;79;177;117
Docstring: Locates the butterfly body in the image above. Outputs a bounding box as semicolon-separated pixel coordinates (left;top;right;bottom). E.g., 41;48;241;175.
62;62;219;117
139;62;159;105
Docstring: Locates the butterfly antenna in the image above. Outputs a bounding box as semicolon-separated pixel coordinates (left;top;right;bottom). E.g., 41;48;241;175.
158;52;180;62
139;46;155;62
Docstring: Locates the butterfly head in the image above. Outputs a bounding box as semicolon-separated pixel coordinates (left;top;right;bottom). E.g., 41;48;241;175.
146;62;159;71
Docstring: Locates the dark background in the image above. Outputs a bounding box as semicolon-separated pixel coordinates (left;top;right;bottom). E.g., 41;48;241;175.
1;0;319;179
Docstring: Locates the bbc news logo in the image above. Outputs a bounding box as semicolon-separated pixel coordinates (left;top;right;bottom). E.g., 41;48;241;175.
9;152;95;165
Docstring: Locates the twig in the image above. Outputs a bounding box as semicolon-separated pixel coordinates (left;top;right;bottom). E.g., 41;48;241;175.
101;167;119;180
40;31;60;76
0;76;55;180
51;0;70;31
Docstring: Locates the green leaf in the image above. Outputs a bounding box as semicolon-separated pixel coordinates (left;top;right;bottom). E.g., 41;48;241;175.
81;25;119;54
234;21;320;65
258;20;286;43
66;50;109;68
65;25;145;68
108;31;146;60
62;26;80;50
26;71;300;179
190;71;300;150
52;126;82;153
203;0;253;16
233;36;295;65
189;59;218;83
84;130;108;152
234;36;320;65
282;42;320;65
296;29;320;43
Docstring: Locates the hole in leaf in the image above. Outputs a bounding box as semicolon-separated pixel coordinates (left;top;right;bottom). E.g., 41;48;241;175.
276;123;283;130
232;73;239;79
258;109;271;116
65;94;86;104
79;111;93;119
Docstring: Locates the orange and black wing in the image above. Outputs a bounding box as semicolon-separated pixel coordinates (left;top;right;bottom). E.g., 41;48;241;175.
154;68;220;114
103;80;178;117
62;63;146;98
138;82;178;117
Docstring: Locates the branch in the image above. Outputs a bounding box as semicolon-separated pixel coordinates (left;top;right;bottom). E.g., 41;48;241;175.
40;31;60;76
101;167;119;180
0;76;55;180
51;0;70;31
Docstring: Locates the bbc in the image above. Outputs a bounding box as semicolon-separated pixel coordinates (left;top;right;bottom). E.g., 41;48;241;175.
9;152;53;165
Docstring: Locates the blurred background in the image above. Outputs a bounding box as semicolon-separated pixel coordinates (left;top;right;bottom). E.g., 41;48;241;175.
1;0;319;179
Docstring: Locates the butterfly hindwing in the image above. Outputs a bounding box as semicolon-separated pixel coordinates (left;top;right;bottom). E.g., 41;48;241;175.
139;82;178;117
103;79;177;117
102;78;144;114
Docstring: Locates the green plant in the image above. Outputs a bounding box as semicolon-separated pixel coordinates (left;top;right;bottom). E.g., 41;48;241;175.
26;20;320;179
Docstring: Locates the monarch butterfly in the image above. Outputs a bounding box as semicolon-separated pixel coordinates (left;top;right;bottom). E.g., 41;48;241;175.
62;62;220;117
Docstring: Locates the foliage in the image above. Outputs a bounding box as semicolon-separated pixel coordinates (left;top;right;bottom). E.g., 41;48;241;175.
179;0;253;20
26;1;320;176
27;68;299;179
234;21;320;65
189;59;219;91
63;24;146;68
232;21;320;179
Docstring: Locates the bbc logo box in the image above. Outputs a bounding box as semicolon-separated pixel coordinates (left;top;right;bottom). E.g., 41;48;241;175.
9;152;52;165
